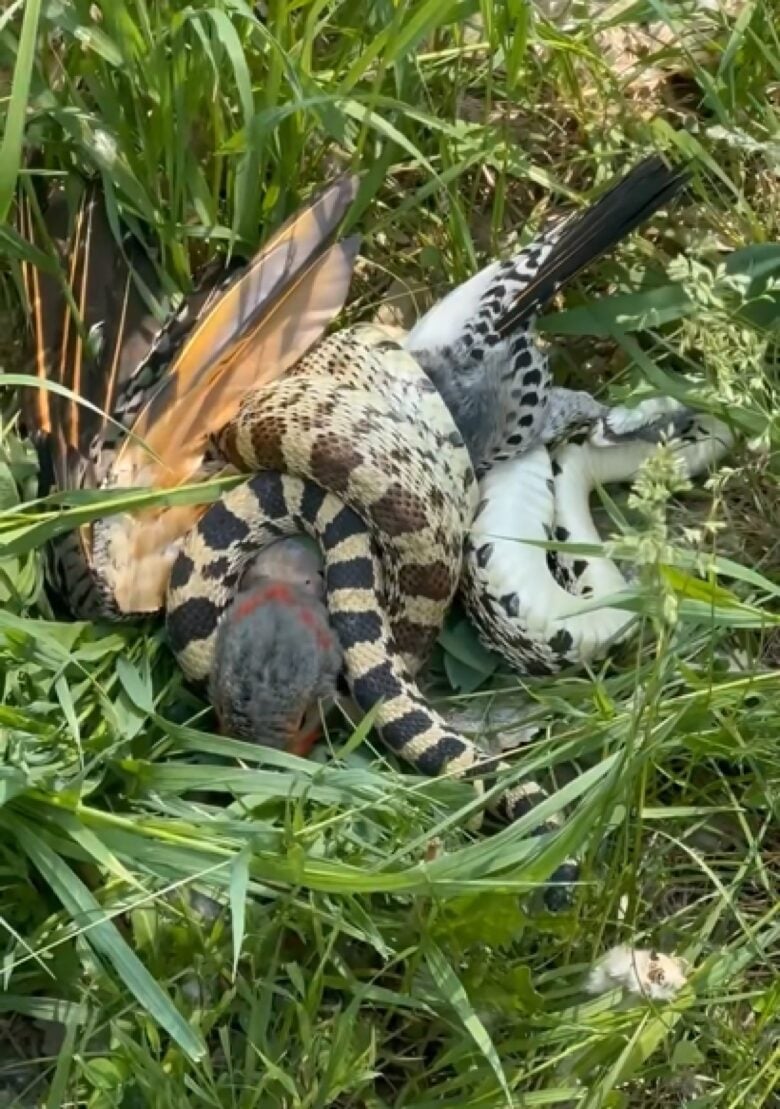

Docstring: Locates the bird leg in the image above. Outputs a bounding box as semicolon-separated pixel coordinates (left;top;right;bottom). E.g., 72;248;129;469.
538;386;608;446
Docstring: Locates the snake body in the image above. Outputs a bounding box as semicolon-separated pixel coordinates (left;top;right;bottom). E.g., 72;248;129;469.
159;156;722;907
168;324;476;755
166;324;559;833
165;324;575;867
23;157;717;905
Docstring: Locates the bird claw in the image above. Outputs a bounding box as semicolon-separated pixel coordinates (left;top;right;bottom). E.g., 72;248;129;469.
591;397;698;448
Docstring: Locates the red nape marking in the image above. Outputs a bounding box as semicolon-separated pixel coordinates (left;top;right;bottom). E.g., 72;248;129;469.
295;606;336;652
233;582;296;621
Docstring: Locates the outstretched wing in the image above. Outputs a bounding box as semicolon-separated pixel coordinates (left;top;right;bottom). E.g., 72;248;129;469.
112;175;361;491
17;171;361;618
96;175;361;614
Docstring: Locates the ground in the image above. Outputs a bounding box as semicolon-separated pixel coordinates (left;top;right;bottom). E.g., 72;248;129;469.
0;1;778;1106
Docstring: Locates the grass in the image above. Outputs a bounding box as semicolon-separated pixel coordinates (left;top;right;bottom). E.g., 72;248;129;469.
0;0;778;1105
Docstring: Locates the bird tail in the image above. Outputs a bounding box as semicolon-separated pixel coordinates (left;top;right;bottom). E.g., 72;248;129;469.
495;155;690;337
15;166;164;494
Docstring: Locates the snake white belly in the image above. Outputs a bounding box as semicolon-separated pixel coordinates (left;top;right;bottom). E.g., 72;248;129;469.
461;402;734;673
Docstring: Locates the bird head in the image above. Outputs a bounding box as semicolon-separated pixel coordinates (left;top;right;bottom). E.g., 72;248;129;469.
240;535;325;599
209;575;342;755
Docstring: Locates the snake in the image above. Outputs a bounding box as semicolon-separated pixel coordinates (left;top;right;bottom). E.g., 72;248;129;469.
16;155;733;905
160;157;738;908
165;324;486;773
458;398;733;675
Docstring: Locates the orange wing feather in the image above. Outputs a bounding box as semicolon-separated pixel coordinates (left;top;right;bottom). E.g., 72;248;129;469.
112;175;360;490
94;177;361;614
17;171;360;616
17;176;164;489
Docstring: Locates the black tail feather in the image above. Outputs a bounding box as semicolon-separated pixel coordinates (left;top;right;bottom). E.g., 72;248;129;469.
496;155;690;337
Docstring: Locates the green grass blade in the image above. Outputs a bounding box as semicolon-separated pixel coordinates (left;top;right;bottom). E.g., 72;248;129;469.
0;0;41;224
229;845;250;980
424;940;512;1105
6;814;206;1062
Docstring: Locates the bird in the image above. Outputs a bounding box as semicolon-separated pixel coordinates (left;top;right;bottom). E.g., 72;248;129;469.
17;155;725;910
403;155;692;470
210;578;343;756
210;537;344;753
156;154;726;918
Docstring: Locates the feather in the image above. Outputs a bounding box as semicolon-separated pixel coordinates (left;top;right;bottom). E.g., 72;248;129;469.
405;156;689;352
16;176;163;489
495;155;690;337
94;176;361;614
16;180;82;467
17;169;361;617
101;234;361;614
111;175;360;491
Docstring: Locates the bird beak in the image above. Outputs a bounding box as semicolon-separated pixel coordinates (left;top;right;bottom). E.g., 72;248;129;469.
285;703;325;757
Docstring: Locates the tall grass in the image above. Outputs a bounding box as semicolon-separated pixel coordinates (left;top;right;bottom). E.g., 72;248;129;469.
0;1;778;1105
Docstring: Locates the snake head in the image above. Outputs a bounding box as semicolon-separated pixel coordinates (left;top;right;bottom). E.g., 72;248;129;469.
209;573;342;755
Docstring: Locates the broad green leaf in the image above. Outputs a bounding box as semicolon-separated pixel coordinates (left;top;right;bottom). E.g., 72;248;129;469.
116;657;154;715
439;616;500;677
444;650;491;694
540;283;695;337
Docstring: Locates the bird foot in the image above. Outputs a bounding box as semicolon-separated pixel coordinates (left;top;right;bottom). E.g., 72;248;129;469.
591;396;698;447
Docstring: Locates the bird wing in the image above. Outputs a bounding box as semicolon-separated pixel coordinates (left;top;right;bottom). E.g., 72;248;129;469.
17;171;361;616
111;175;360;491
493;155;689;337
96;175;361;614
16;174;163;492
405;156;689;351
